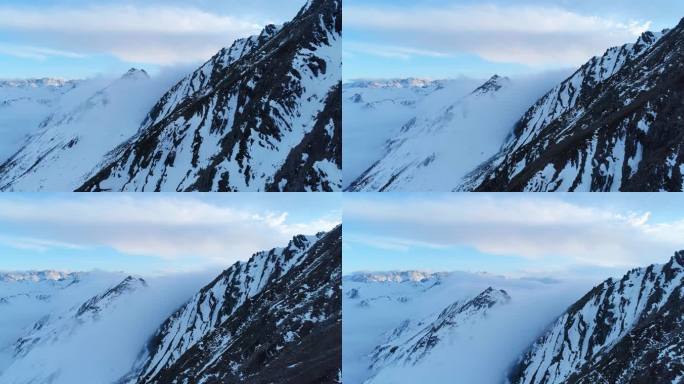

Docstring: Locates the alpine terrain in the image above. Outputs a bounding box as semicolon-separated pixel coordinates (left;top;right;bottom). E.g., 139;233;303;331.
467;27;682;192
0;225;342;384
510;251;684;384
125;224;342;384
344;252;684;383
0;79;80;165
0;0;341;192
0;69;159;191
342;78;480;189
78;0;341;192
342;271;589;383
346;17;684;192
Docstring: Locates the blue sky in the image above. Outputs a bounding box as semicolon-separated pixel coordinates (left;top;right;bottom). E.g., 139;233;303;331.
344;0;684;80
0;193;341;275
0;0;305;79
344;193;684;279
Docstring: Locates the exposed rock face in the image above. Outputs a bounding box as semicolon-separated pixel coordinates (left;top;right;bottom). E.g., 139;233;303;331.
510;251;684;384
79;0;341;192
126;225;342;384
465;24;684;191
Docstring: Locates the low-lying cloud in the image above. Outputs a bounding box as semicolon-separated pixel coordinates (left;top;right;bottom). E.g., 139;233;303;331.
345;4;652;66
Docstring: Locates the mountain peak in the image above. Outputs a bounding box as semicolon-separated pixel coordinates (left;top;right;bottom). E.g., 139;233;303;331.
471;74;510;95
347;271;445;283
0;270;78;283
121;68;149;80
0;78;75;89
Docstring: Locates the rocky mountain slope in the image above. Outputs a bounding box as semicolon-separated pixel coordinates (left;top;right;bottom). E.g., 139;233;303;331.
0;79;79;163
343;269;587;384
510;251;684;384
342;78;471;188
348;75;517;191
79;0;341;192
125;225;342;383
466;24;684;191
0;226;340;383
10;276;145;359
0;69;156;191
0;274;147;383
366;287;510;382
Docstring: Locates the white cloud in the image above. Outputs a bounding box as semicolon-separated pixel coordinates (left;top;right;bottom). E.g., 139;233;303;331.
344;195;684;268
0;196;339;266
0;5;263;64
345;4;652;66
0;235;84;252
344;42;451;60
0;43;85;60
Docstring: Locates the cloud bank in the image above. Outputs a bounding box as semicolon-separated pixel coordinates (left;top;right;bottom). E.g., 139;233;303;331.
345;4;652;66
344;194;684;269
0;195;340;268
0;5;263;64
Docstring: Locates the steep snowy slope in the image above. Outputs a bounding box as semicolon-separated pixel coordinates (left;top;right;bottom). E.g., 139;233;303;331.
366;288;510;383
0;271;120;349
0;271;208;384
0;271;129;370
510;251;684;384
79;0;341;192
0;277;148;383
347;74;566;192
126;225;342;383
342;78;460;186
343;271;590;384
0;69;164;191
0;79;79;163
369;288;509;368
466;25;684;191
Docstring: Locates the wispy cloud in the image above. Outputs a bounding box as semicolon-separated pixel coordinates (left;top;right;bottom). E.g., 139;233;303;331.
0;196;340;266
0;235;85;252
0;43;85;60
345;195;684;268
0;5;263;64
345;4;652;66
345;42;451;60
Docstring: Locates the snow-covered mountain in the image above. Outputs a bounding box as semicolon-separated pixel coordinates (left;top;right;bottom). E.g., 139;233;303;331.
126;225;341;383
366;287;510;383
78;0;341;192
346;252;684;383
0;79;79;163
0;270;77;283
0;226;340;383
343;270;590;383
347;18;684;192
347;271;447;284
466;27;682;191
342;77;481;187
509;251;684;384
0;271;130;372
0;69;164;191
344;73;565;191
2;276;148;383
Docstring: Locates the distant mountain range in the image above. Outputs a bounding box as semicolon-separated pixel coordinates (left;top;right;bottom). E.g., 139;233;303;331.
344;251;684;383
0;0;340;192
346;18;684;191
0;225;341;384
